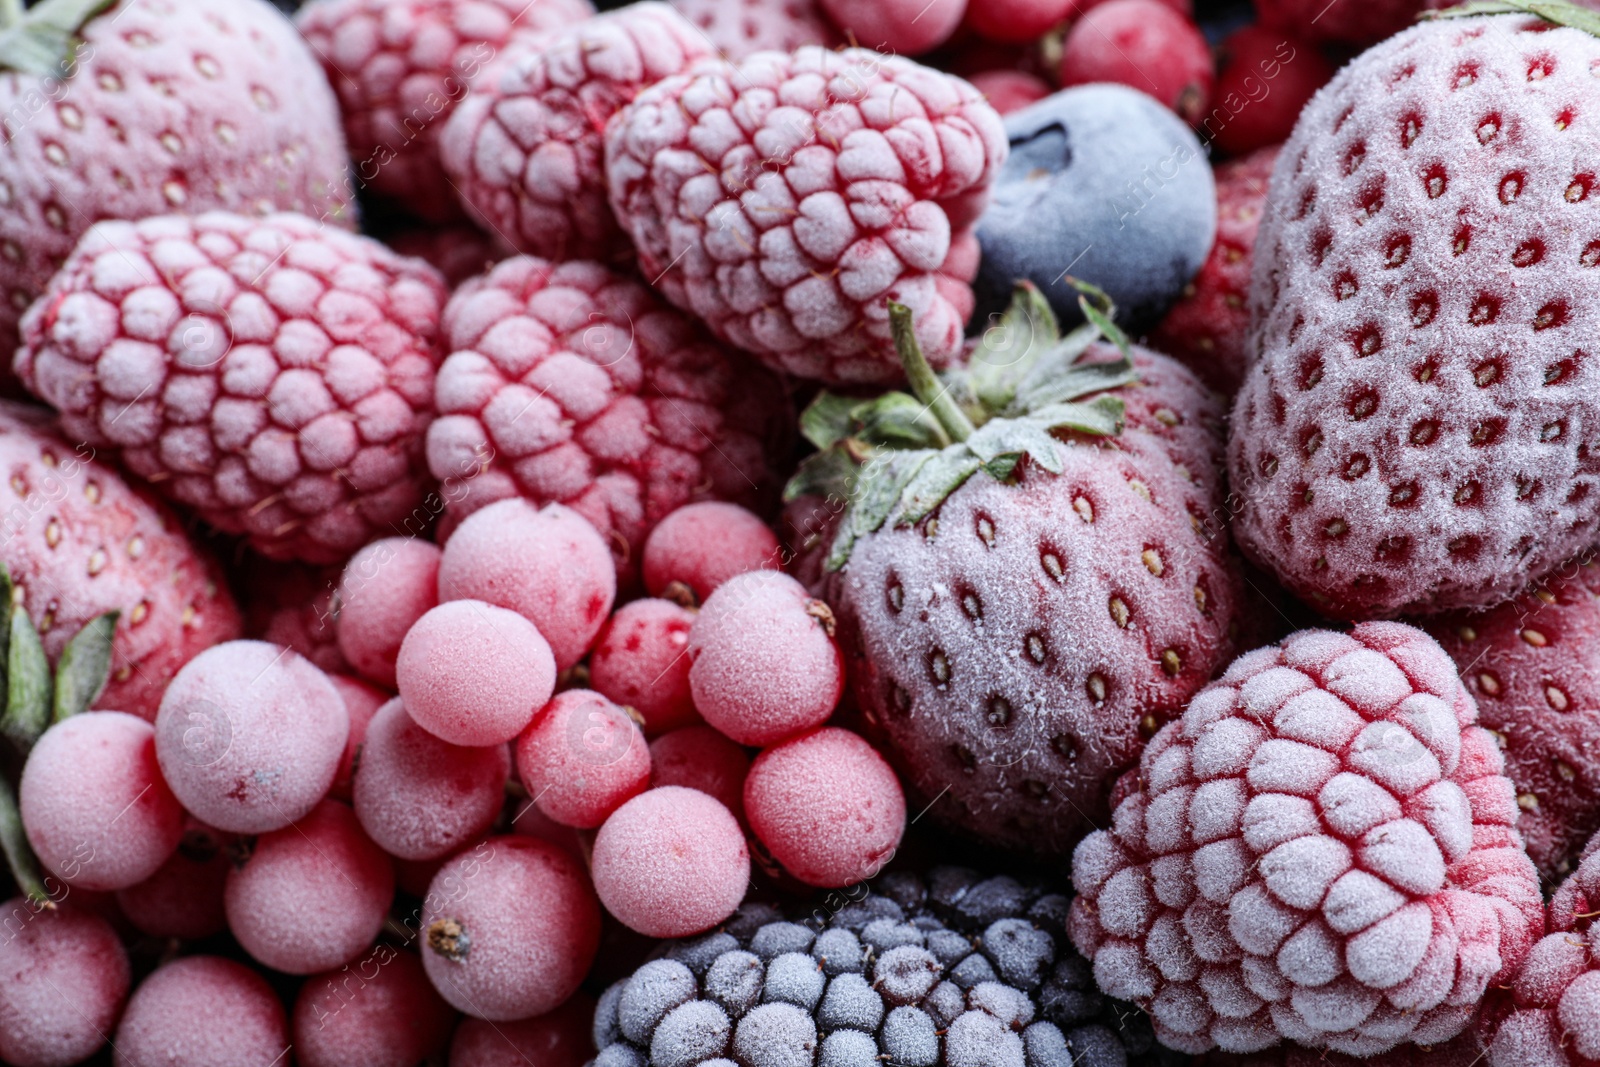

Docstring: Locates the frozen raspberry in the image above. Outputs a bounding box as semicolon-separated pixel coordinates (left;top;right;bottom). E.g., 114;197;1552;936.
449;996;595;1067
745;727;905;888
643;502;781;607
963;0;1075;44
438;499;616;669
353;697;510;860
1200;1032;1487;1067
294;949;456;1067
239;557;349;676
1233;14;1600;619
605;47;1008;385
1069;622;1546;1055
385;223;503;288
1149;146;1281;395
17;211;448;563
967;70;1053;116
1550;829;1600;933
225;800;394;975
338;537;442;689
0;900;128;1067
329;673;387;802
422;836;602;1020
590;599;699;735
1424;562;1600;883
688;571;844;746
1207;28;1334;157
426;258;789;586
398;599;556;746
650;725;751;822
1058;0;1213;126
1254;0;1436;47
115;820;234;940
20;711;184;891
0;0;354;375
295;0;593;222
154;640;349;834
817;0;964;54
114;956;289;1067
441;4;714;263
516;689;651;828
592;786;749;937
669;0;840;58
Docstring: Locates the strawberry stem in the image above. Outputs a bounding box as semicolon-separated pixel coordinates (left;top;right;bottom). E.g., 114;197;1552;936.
889;301;974;444
0;777;50;907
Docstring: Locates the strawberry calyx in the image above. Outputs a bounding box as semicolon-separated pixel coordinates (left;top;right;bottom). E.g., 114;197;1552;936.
0;0;115;79
787;281;1140;571
1424;0;1600;35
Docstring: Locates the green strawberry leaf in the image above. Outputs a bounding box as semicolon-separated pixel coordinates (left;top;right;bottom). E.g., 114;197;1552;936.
857;392;951;450
894;448;983;528
52;611;118;723
0;0;115;78
2;606;50;755
1030;395;1128;438
968;282;1060;413
785;446;862;502
0;776;49;906
826;450;932;571
967;418;1065;476
1424;0;1600;34
799;393;862;451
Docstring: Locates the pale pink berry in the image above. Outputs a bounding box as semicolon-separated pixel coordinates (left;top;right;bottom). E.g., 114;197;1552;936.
0;899;129;1067
591;785;749;937
398;599;557;747
422;836;602;1021
818;0;964;54
154;640;349;835
589;599;698;736
516;689;651;829
448;996;595;1067
745;727;905;888
225;800;395;975
337;537;443;689
669;0;840;58
649;725;751;823
20;711;184;891
329;674;388;803
293;949;457;1067
688;571;843;746
439;499;616;669
115;820;234;941
966;70;1052;115
353;698;510;861
642;502;781;606
114;956;289;1067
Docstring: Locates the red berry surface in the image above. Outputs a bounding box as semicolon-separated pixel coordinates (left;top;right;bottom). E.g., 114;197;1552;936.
966;70;1053;116
817;0;965;54
745;726;905;888
352;697;510;860
0;900;129;1067
668;0;839;58
448;995;595;1067
154;639;349;834
591;785;750;937
113;956;289;1067
338;537;443;689
1207;27;1333;157
398;598;556;746
649;725;751;823
20;711;183;891
115;820;234;941
589;599;698;736
516;689;651;829
293;949;457;1067
1058;0;1213;125
421;836;602;1020
239;556;348;675
963;0;1074;44
1253;0;1436;47
329;674;388;803
642;502;781;606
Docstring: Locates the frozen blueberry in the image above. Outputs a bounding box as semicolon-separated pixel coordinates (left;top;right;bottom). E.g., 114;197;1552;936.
833;896;902;931
763;952;825;1011
975;85;1216;332
818;1028;877;1067
816;973;883;1033
881;1006;939;1067
652;1000;732;1067
706;950;765;1018
1027;895;1071;937
751;922;815;961
811;927;864;975
619;960;697;1044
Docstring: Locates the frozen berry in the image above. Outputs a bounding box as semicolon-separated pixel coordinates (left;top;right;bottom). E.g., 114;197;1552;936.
329;674;388;803
448;995;595;1067
668;0;839;57
294;949;456;1067
688;572;843;746
115;820;234;940
20;711;183;891
511;797;584;855
964;0;1074;43
353;698;510;861
650;726;751;823
967;70;1052;115
398;599;557;747
643;503;781;607
438;500;615;670
0;900;128;1067
114;956;289;1067
516;690;651;829
226;800;394;975
592;786;750;937
422;836;602;1021
337;538;443;689
1059;0;1213;125
240;556;347;676
745;728;905;888
384;223;503;287
1208;27;1333;157
590;599;698;736
817;0;964;54
154;640;348;834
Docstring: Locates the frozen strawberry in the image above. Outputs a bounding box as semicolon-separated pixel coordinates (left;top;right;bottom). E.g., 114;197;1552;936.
1233;11;1600;619
810;286;1245;855
1206;28;1334;157
441;4;715;263
0;0;353;372
605;47;1008;385
1149;146;1281;395
669;0;840;58
295;0;594;223
17;212;449;564
1058;0;1213;126
426;257;789;585
1070;622;1546;1055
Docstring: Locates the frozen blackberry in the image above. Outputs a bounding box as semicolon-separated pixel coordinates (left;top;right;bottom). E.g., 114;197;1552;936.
589;869;1187;1067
